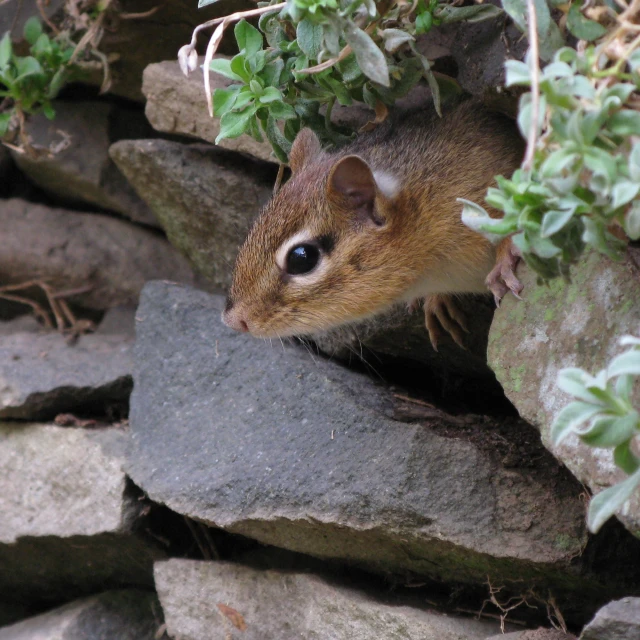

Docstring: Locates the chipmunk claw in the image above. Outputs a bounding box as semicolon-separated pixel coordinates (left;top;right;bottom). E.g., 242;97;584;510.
486;238;523;307
424;294;469;351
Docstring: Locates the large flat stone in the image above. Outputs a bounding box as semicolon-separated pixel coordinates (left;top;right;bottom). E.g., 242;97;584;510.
110;139;274;290
142;59;275;162
0;590;161;640
488;251;640;534
0;308;133;420
0;423;161;608
127;282;622;620
11;102;158;226
0;198;194;310
580;597;640;640
155;559;500;640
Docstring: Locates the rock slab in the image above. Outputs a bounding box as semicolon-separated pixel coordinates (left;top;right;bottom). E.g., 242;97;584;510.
155;559;499;640
11;101;158;226
0;198;194;310
142;59;275;163
128;282;595;604
580;597;640;640
0;422;160;606
0;308;134;420
110;139;274;290
0;590;161;640
488;251;640;534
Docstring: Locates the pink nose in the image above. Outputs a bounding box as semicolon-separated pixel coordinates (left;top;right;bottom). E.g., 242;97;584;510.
222;308;249;333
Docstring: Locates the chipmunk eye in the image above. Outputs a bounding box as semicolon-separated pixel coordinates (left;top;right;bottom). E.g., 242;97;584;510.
285;243;320;275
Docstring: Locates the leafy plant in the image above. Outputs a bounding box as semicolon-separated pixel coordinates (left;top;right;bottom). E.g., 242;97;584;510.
0;17;76;139
461;2;640;281
181;0;504;162
551;336;640;533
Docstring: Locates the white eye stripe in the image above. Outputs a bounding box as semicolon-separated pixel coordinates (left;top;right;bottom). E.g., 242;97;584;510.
276;230;315;271
372;171;400;199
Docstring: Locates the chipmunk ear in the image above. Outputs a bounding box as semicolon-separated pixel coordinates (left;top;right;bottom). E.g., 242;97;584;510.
327;155;383;225
289;128;321;173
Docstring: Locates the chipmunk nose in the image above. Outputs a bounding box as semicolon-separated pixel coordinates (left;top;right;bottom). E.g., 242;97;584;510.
222;303;250;333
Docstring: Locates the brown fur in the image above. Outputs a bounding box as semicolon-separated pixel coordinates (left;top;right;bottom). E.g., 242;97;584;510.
225;98;524;338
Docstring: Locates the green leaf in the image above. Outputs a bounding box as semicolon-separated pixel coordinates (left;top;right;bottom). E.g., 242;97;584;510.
566;3;607;41
324;76;352;106
199;0;225;6
611;180;640;210
580;412;639;448
230;55;251;82
539;21;565;62
625;201;640;241
437;3;502;24
259;86;282;104
265;116;291;163
213;86;241;116
0;33;13;71
216;107;255;143
261;58;285;87
629;143;640;182
415;11;433;34
380;28;414;53
297;18;323;58
47;67;67;99
269;100;297;120
235;20;264;57
557;368;603;403
210;58;244;82
0;111;11;137
608;110;640;136
608;350;640;378
458;198;512;242
541;209;575;237
551;401;603;445
343;23;390;87
614;441;640;475
23;17;42;46
14;56;43;81
337;54;362;83
587;468;640;533
505;59;530;86
42;102;55;120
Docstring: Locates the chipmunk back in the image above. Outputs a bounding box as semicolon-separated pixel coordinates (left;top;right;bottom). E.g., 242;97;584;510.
223;98;524;348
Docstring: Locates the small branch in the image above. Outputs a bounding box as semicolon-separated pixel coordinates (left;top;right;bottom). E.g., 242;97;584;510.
298;44;352;75
523;0;541;173
273;162;285;193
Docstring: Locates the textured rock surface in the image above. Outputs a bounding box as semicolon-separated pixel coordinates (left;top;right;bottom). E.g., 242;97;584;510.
73;0;253;102
314;294;496;378
0;422;160;606
0;198;194;309
110;139;274;289
0;590;161;640
580;597;640;640
142;59;275;162
11;101;158;226
155;559;500;640
127;282;603;610
0;307;134;420
488;251;640;534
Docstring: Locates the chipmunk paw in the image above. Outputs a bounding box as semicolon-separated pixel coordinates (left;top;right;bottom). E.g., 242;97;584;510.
423;294;469;351
486;239;523;307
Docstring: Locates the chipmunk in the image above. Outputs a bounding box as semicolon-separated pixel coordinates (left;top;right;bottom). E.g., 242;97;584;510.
222;97;524;350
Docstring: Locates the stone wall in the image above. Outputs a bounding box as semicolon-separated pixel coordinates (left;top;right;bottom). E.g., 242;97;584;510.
1;1;640;638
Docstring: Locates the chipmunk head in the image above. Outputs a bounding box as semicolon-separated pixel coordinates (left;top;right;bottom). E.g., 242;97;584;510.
223;128;417;338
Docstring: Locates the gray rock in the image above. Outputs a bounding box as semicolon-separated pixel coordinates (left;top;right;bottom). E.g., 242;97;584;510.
314;294;496;377
0;198;194;310
11;102;158;226
488;251;640;534
0;307;134;420
155;559;500;640
109;139;274;290
0;423;162;607
142;59;275;162
0;590;161;640
580;597;640;640
127;282;606;615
